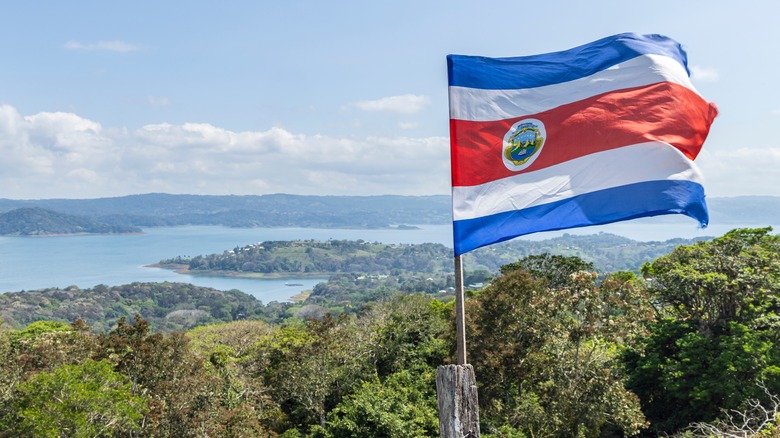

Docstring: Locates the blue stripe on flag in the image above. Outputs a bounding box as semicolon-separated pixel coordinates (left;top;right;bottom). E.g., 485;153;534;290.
447;33;688;90
452;179;707;256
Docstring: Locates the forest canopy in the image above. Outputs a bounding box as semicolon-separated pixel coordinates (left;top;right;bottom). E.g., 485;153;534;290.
1;228;780;437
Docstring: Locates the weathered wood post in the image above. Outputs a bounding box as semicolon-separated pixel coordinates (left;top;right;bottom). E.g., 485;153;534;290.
436;255;480;437
436;364;480;437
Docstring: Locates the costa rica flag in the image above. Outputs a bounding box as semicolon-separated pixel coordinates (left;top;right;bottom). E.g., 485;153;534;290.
448;33;718;256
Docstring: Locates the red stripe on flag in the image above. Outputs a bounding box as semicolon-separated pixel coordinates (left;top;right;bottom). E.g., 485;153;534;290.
450;82;718;187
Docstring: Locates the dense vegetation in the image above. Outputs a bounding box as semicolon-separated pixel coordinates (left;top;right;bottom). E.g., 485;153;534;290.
165;240;453;275
0;282;287;333
0;207;140;236
1;233;703;331
2;228;780;436
624;227;780;436
468;232;709;273
153;234;708;314
161;233;707;278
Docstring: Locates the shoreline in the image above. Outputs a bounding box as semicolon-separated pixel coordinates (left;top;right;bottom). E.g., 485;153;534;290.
1;223;426;238
289;289;312;303
2;231;145;238
148;263;333;280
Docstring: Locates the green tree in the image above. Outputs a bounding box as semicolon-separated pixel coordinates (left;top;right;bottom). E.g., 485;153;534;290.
624;228;780;435
641;227;780;335
293;294;448;438
623;319;780;434
7;359;145;437
263;315;371;431
0;321;21;433
469;255;650;437
257;294;450;435
324;368;439;437
499;253;595;288
96;315;236;436
372;294;450;378
95;314;277;436
187;320;283;434
10;319;96;378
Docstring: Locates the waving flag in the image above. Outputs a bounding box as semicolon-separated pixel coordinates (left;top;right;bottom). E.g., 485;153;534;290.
448;33;718;256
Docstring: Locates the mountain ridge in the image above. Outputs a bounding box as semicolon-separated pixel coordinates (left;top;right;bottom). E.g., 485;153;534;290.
0;193;775;229
0;207;142;236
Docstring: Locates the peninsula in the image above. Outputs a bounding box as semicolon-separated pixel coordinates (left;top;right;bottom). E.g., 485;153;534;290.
0;207;141;236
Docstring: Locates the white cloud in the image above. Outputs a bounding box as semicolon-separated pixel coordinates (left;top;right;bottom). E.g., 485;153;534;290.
353;94;430;115
698;146;780;197
4;104;780;201
0;104;450;199
0;106;117;193
147;96;171;107
690;65;719;82
64;40;141;52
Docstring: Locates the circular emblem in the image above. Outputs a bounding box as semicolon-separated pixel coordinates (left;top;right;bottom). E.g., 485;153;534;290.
502;118;546;171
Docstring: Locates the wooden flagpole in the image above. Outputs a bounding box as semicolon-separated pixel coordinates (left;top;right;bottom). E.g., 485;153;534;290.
443;53;478;436
454;254;467;365
435;254;480;437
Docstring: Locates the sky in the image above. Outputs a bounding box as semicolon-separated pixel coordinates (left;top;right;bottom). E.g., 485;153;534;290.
0;1;778;200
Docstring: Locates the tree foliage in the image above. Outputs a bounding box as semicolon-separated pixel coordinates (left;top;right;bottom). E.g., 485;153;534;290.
625;228;780;436
181;240;453;276
0;207;140;236
0;282;270;332
3;228;780;436
469;255;652;437
323;368;439;438
641;227;780;335
6;359;145;437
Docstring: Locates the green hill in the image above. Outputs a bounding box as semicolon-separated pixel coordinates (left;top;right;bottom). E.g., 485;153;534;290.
0;193;452;228
0;193;778;229
0;282;268;332
0;207;141;236
160;240;453;276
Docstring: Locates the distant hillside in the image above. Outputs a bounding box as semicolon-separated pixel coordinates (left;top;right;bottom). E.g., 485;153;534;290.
158;233;710;284
0;207;141;236
159;240;453;276
485;232;712;273
0;193;451;228
0;193;776;230
0;282;267;332
707;196;780;224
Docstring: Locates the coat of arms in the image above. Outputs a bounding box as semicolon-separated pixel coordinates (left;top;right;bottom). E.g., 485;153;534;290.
503;119;546;171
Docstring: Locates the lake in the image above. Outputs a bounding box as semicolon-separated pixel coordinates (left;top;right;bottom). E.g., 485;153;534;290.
0;218;773;302
0;225;453;303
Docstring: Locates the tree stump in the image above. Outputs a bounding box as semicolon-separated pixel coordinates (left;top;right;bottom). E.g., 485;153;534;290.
436;364;480;437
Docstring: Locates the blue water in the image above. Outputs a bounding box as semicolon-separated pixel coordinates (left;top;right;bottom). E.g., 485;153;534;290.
0;225;453;303
0;219;772;302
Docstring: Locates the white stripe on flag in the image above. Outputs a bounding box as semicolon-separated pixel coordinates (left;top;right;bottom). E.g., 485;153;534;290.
448;55;697;122
452;142;703;221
